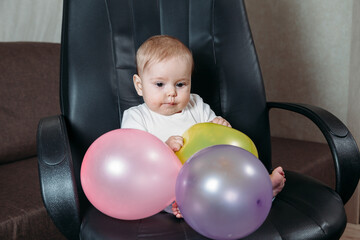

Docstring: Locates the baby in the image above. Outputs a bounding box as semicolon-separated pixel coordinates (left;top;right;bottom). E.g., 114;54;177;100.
121;35;285;218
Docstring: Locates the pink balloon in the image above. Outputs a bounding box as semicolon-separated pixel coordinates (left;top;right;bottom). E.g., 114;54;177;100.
81;129;182;220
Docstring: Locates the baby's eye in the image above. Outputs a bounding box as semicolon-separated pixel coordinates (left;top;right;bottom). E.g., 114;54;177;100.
156;82;164;87
176;82;186;88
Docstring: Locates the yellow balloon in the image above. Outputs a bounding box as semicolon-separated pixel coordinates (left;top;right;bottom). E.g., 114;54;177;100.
176;122;258;164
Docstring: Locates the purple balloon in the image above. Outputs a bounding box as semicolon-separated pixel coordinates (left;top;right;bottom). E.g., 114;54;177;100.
176;145;272;240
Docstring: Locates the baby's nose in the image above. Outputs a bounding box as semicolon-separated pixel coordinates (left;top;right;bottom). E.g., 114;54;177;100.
167;87;177;97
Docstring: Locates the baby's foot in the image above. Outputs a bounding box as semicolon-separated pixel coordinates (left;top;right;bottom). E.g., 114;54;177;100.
270;166;286;197
172;201;183;218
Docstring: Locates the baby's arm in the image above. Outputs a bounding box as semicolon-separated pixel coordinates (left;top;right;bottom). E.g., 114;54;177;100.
165;136;184;152
165;136;184;217
211;116;232;127
166;136;184;218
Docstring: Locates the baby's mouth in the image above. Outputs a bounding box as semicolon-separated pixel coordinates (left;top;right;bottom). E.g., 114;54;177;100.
164;101;176;106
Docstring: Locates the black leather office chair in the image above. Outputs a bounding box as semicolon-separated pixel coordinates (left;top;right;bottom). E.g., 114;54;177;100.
37;0;360;239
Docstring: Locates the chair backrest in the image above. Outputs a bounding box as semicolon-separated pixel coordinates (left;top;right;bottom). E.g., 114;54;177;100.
61;0;272;172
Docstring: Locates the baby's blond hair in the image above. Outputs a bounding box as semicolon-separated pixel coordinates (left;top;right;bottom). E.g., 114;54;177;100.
136;35;194;76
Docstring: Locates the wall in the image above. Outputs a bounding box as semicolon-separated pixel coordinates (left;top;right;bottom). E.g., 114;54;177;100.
245;0;360;224
245;0;358;143
1;0;359;224
0;0;62;43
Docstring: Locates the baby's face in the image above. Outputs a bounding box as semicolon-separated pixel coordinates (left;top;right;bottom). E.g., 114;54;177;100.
134;57;191;116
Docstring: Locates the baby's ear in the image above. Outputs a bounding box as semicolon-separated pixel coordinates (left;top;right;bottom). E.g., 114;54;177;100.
133;74;143;96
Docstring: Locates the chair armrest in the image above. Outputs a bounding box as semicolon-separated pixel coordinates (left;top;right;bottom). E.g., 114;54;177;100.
37;115;80;240
267;102;360;204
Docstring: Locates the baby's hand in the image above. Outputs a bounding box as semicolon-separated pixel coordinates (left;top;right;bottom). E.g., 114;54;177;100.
211;117;232;127
165;136;183;152
172;201;183;218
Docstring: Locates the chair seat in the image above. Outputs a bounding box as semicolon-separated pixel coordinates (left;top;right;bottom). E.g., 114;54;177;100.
80;171;346;240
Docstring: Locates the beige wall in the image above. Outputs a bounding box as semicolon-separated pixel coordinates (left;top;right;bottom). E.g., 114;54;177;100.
2;0;359;224
245;0;360;223
245;0;358;144
0;0;62;43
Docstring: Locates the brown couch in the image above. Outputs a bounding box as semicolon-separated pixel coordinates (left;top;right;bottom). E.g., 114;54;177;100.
0;42;335;239
0;42;65;239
